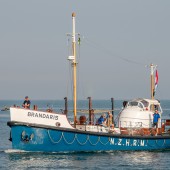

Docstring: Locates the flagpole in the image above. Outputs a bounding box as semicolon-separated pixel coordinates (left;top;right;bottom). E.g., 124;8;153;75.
150;64;154;100
150;63;157;100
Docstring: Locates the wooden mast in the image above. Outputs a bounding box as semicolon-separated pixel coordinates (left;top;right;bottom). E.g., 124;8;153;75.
72;12;77;128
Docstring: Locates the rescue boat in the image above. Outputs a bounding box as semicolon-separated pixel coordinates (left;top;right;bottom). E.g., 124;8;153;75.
7;13;170;152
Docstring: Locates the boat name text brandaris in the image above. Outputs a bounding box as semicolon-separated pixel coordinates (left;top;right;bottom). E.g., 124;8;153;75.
27;112;58;120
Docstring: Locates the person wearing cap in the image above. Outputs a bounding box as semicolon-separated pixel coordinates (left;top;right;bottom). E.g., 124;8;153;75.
22;96;31;109
153;109;160;136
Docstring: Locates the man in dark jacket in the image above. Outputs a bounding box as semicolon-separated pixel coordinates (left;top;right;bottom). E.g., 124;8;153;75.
22;96;31;109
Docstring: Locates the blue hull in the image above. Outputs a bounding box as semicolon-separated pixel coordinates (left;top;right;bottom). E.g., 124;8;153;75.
9;123;170;152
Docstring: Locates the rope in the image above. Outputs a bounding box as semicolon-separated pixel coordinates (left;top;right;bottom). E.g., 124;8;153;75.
69;63;73;101
164;139;170;146
77;109;115;114
62;133;76;145
48;130;168;149
66;35;73;100
48;130;109;146
147;139;155;147
47;130;63;144
76;35;86;100
76;134;89;145
88;135;100;145
66;36;71;98
83;37;147;67
99;137;110;145
155;139;165;147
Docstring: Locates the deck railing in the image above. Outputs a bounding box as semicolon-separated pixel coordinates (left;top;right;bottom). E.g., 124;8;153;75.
74;115;170;136
119;119;170;136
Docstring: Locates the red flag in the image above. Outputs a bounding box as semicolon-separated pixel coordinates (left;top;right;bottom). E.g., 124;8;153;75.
153;70;158;96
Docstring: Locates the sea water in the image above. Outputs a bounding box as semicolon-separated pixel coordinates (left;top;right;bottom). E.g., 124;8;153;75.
0;100;170;170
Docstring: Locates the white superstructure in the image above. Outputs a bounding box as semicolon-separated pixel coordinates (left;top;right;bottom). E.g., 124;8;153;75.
10;107;74;129
118;98;162;128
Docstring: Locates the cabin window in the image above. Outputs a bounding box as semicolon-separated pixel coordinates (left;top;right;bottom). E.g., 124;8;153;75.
150;104;161;112
128;101;138;106
128;101;144;109
141;100;149;107
138;102;144;109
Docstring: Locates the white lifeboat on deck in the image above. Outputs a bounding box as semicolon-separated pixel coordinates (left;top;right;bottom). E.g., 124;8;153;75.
118;98;162;128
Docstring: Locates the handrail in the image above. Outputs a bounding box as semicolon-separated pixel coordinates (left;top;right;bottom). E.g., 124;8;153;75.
75;114;170;136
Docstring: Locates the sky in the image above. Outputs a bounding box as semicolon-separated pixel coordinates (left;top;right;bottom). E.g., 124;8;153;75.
0;0;170;100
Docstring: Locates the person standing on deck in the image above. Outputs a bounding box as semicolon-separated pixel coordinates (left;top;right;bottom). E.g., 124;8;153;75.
107;112;113;127
153;109;160;136
22;96;31;109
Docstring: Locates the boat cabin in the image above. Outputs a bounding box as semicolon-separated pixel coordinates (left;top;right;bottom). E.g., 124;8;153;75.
125;98;162;113
118;98;163;130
